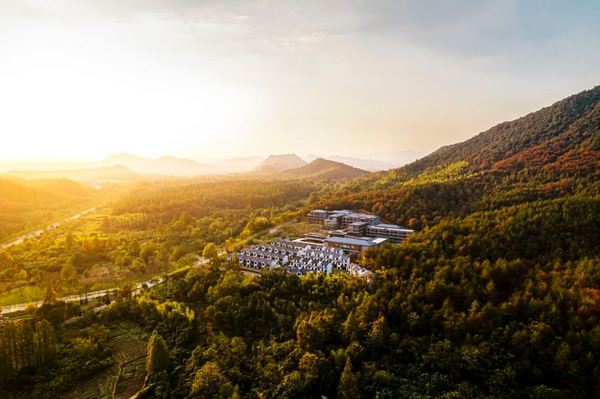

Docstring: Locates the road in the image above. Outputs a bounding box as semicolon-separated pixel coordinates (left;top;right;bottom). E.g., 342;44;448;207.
0;253;220;316
0;207;97;250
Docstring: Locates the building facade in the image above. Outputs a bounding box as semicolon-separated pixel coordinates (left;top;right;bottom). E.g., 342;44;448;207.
307;209;414;243
366;224;413;243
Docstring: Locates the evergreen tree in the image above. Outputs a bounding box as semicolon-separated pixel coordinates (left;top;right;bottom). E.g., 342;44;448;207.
146;331;170;375
337;358;360;399
230;385;241;399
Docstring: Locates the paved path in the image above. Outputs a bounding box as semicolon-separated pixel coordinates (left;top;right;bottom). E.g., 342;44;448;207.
0;207;97;250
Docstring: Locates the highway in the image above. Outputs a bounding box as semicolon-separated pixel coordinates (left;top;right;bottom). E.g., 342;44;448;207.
0;207;97;250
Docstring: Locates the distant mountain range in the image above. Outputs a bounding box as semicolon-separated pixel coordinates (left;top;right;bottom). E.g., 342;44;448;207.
102;153;214;177
0;151;421;181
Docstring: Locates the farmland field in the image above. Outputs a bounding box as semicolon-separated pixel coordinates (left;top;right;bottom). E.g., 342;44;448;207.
64;321;147;399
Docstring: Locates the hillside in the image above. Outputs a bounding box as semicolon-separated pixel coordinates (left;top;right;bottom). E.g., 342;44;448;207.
253;154;307;174
387;85;599;182
284;158;371;180
321;86;600;229
0;178;94;240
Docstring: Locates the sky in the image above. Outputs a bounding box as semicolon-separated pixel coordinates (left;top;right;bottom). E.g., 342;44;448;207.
1;0;599;162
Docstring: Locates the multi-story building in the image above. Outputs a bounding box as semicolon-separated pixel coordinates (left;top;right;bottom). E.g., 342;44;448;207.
366;224;414;243
307;209;329;224
324;210;352;229
347;221;369;236
340;213;380;228
307;209;414;244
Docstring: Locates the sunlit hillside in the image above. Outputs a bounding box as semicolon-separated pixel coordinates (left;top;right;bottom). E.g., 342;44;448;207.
0;178;95;241
1;1;600;398
0;86;597;398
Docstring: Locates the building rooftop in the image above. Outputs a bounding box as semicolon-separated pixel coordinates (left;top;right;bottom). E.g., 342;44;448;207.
370;237;388;244
346;212;378;219
369;223;413;232
325;236;378;247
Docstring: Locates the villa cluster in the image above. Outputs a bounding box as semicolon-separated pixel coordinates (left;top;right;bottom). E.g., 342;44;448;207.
236;209;412;278
237;239;352;275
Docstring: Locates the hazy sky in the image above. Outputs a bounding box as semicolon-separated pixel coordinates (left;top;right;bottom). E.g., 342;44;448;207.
1;0;599;161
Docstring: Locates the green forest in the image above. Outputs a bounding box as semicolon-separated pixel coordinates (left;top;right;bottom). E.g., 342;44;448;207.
0;86;599;398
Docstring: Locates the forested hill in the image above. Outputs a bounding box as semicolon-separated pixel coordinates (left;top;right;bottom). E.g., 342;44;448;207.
393;85;599;181
320;86;600;229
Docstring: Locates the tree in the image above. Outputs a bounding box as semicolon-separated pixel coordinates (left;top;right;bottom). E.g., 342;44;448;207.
191;361;228;396
140;240;157;264
60;262;77;285
146;331;170;375
337;358;360;399
203;243;219;260
0;347;14;388
342;311;360;342
43;281;58;304
230;385;240;399
65;231;74;249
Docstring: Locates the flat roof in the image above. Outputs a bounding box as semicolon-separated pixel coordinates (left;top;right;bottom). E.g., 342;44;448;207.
345;213;378;218
325;236;377;247
348;221;369;226
369;224;414;232
370;237;388;244
371;223;401;228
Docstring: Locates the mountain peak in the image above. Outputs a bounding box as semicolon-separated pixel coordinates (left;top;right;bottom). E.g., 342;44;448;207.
284;158;371;180
254;154;307;173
